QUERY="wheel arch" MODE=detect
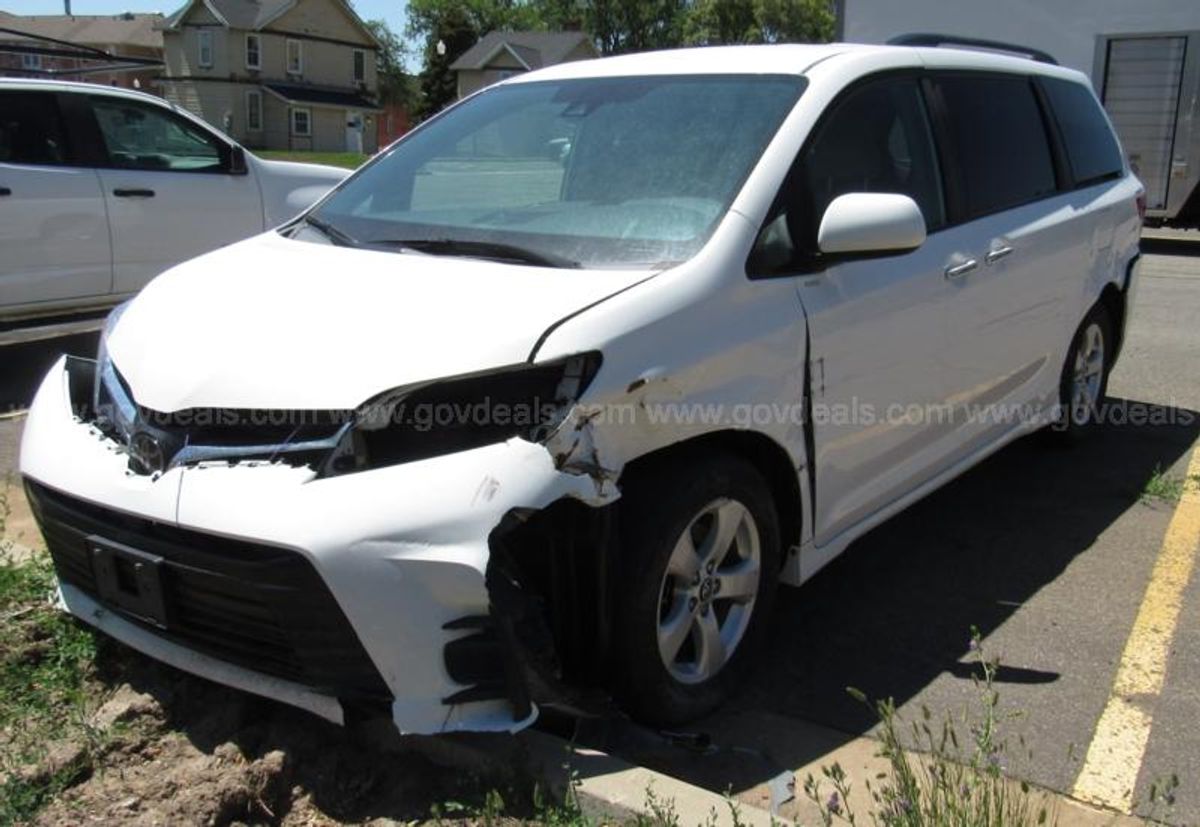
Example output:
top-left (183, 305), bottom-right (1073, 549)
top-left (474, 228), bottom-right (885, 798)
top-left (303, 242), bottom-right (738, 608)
top-left (1098, 280), bottom-right (1126, 366)
top-left (617, 429), bottom-right (804, 561)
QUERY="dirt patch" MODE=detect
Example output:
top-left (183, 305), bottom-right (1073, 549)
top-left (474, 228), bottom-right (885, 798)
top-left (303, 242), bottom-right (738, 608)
top-left (0, 552), bottom-right (545, 826)
top-left (27, 646), bottom-right (542, 826)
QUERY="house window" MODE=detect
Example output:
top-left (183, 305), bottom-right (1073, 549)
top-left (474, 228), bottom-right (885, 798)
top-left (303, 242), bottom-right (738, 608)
top-left (286, 39), bottom-right (302, 75)
top-left (291, 107), bottom-right (311, 136)
top-left (246, 90), bottom-right (262, 131)
top-left (21, 53), bottom-right (42, 70)
top-left (197, 30), bottom-right (213, 68)
top-left (353, 49), bottom-right (365, 82)
top-left (245, 34), bottom-right (260, 69)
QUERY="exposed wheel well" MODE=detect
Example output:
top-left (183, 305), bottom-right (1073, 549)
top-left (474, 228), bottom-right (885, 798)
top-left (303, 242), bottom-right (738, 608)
top-left (618, 430), bottom-right (803, 558)
top-left (1098, 281), bottom-right (1126, 365)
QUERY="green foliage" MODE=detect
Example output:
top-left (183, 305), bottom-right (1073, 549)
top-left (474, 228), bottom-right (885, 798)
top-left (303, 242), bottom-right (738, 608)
top-left (683, 0), bottom-right (834, 46)
top-left (0, 554), bottom-right (101, 823)
top-left (363, 19), bottom-right (417, 109)
top-left (805, 628), bottom-right (1057, 827)
top-left (402, 0), bottom-right (836, 116)
top-left (1140, 463), bottom-right (1190, 503)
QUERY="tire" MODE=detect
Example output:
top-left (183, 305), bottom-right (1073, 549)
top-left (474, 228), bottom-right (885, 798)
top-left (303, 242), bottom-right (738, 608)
top-left (1053, 304), bottom-right (1113, 440)
top-left (611, 451), bottom-right (781, 726)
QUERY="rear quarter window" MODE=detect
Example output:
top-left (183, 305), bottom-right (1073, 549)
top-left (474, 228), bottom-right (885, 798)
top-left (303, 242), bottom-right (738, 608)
top-left (1041, 76), bottom-right (1124, 187)
top-left (934, 74), bottom-right (1058, 219)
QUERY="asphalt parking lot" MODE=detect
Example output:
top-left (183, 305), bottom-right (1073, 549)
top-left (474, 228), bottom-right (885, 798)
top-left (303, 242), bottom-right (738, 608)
top-left (1, 237), bottom-right (1198, 824)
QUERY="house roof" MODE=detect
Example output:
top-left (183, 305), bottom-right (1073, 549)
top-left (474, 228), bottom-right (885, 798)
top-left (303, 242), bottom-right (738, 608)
top-left (164, 0), bottom-right (291, 31)
top-left (0, 10), bottom-right (164, 50)
top-left (450, 31), bottom-right (594, 71)
top-left (162, 0), bottom-right (378, 46)
top-left (264, 81), bottom-right (380, 110)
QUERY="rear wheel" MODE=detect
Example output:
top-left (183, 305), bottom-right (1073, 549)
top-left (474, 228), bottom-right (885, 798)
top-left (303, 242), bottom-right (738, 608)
top-left (1054, 305), bottom-right (1113, 438)
top-left (612, 453), bottom-right (780, 725)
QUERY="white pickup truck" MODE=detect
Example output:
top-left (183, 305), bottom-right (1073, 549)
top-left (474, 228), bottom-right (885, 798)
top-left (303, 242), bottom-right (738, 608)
top-left (0, 79), bottom-right (348, 326)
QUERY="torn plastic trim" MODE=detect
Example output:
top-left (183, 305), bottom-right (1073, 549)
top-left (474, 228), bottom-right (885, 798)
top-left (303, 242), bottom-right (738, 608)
top-left (442, 500), bottom-right (620, 723)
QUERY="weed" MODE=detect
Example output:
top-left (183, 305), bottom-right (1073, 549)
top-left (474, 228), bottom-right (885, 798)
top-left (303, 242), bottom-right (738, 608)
top-left (804, 627), bottom-right (1056, 827)
top-left (1141, 464), bottom-right (1186, 503)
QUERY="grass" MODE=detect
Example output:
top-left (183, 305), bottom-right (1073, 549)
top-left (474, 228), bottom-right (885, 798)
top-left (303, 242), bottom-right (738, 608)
top-left (254, 150), bottom-right (369, 169)
top-left (1139, 463), bottom-right (1199, 503)
top-left (0, 554), bottom-right (102, 823)
top-left (802, 629), bottom-right (1057, 827)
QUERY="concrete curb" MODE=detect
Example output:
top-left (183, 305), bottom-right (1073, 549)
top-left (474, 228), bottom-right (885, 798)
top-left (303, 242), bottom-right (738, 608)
top-left (518, 728), bottom-right (1147, 827)
top-left (521, 730), bottom-right (789, 825)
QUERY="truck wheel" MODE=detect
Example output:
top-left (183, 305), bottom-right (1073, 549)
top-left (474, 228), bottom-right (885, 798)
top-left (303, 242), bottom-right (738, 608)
top-left (612, 453), bottom-right (780, 726)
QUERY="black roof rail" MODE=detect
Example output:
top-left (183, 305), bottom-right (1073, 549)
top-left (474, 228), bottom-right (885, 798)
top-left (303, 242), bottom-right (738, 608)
top-left (887, 32), bottom-right (1058, 65)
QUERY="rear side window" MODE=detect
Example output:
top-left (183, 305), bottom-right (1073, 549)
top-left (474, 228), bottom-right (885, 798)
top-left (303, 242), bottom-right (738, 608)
top-left (934, 75), bottom-right (1057, 218)
top-left (1041, 77), bottom-right (1124, 186)
top-left (0, 91), bottom-right (70, 166)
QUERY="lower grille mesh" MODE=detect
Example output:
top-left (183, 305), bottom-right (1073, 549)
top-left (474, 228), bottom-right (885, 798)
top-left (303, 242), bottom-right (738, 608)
top-left (26, 480), bottom-right (391, 703)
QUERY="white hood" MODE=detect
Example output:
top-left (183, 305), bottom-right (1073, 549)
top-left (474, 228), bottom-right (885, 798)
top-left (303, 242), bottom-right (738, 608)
top-left (107, 232), bottom-right (652, 412)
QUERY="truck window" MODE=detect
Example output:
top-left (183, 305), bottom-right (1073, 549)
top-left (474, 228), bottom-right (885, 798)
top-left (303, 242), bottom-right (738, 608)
top-left (0, 91), bottom-right (70, 166)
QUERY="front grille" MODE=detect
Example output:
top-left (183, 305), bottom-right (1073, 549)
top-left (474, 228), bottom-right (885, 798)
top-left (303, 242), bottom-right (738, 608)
top-left (26, 480), bottom-right (391, 703)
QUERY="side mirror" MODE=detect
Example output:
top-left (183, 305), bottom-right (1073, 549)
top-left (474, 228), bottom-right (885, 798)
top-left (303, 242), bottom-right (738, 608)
top-left (817, 193), bottom-right (926, 256)
top-left (227, 145), bottom-right (248, 175)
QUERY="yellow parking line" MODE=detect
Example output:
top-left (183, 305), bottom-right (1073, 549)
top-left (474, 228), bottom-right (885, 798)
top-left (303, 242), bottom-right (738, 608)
top-left (1072, 443), bottom-right (1200, 812)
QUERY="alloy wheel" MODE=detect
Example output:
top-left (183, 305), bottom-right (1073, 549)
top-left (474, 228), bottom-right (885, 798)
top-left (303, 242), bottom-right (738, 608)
top-left (1070, 322), bottom-right (1105, 425)
top-left (656, 497), bottom-right (761, 684)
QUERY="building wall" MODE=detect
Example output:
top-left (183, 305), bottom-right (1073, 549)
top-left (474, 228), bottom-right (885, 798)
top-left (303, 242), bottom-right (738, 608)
top-left (160, 78), bottom-right (243, 139)
top-left (0, 42), bottom-right (161, 91)
top-left (163, 0), bottom-right (378, 93)
top-left (841, 0), bottom-right (1200, 84)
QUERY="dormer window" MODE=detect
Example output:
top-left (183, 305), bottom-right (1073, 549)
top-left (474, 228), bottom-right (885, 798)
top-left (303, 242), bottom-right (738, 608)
top-left (286, 39), bottom-right (302, 75)
top-left (246, 34), bottom-right (261, 70)
top-left (197, 30), bottom-right (213, 68)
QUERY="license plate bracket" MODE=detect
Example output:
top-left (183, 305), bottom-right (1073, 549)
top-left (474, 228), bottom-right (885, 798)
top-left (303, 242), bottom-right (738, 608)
top-left (88, 536), bottom-right (169, 629)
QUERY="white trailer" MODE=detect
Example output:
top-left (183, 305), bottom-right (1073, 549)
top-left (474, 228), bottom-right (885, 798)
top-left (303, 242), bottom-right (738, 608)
top-left (839, 0), bottom-right (1200, 225)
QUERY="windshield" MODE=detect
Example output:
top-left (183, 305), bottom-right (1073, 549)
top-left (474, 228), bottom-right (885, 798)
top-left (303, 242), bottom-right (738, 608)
top-left (307, 74), bottom-right (806, 269)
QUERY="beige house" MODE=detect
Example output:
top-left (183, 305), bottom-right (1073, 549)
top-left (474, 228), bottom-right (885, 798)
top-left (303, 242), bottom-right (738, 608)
top-left (451, 31), bottom-right (597, 99)
top-left (159, 0), bottom-right (381, 153)
top-left (0, 10), bottom-right (163, 91)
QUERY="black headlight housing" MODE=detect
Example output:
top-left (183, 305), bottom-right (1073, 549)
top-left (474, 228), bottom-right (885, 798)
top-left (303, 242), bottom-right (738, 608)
top-left (322, 352), bottom-right (602, 476)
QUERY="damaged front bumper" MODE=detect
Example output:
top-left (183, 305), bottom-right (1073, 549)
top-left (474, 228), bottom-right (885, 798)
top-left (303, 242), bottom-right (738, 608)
top-left (20, 356), bottom-right (617, 735)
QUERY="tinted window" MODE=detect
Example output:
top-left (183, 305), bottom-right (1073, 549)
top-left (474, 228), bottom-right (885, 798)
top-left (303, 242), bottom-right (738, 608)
top-left (0, 91), bottom-right (70, 166)
top-left (749, 78), bottom-right (943, 273)
top-left (1042, 77), bottom-right (1124, 186)
top-left (90, 97), bottom-right (222, 172)
top-left (935, 75), bottom-right (1057, 218)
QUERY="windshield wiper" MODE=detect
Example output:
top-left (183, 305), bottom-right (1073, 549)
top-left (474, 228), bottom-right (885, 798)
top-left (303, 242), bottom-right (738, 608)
top-left (302, 215), bottom-right (360, 247)
top-left (367, 238), bottom-right (580, 269)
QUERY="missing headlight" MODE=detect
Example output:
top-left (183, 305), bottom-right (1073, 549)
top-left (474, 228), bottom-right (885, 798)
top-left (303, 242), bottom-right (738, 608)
top-left (323, 353), bottom-right (602, 476)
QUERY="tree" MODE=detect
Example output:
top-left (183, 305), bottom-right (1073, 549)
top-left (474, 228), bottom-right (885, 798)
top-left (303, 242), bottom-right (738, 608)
top-left (406, 0), bottom-right (549, 120)
top-left (683, 0), bottom-right (834, 46)
top-left (587, 0), bottom-right (688, 55)
top-left (363, 19), bottom-right (416, 110)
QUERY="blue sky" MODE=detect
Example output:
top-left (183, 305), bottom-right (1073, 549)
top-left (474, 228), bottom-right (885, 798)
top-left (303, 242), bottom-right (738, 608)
top-left (2, 0), bottom-right (416, 65)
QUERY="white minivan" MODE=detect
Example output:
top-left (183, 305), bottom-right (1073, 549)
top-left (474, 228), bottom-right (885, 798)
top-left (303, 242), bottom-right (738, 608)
top-left (21, 40), bottom-right (1142, 735)
top-left (0, 79), bottom-right (348, 323)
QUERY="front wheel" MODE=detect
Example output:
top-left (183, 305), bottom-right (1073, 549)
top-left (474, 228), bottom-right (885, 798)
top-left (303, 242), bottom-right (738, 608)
top-left (1054, 305), bottom-right (1113, 438)
top-left (611, 453), bottom-right (780, 726)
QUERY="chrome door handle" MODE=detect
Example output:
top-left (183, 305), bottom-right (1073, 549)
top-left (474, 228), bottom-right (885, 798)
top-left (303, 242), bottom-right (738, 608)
top-left (985, 246), bottom-right (1014, 264)
top-left (944, 259), bottom-right (978, 280)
